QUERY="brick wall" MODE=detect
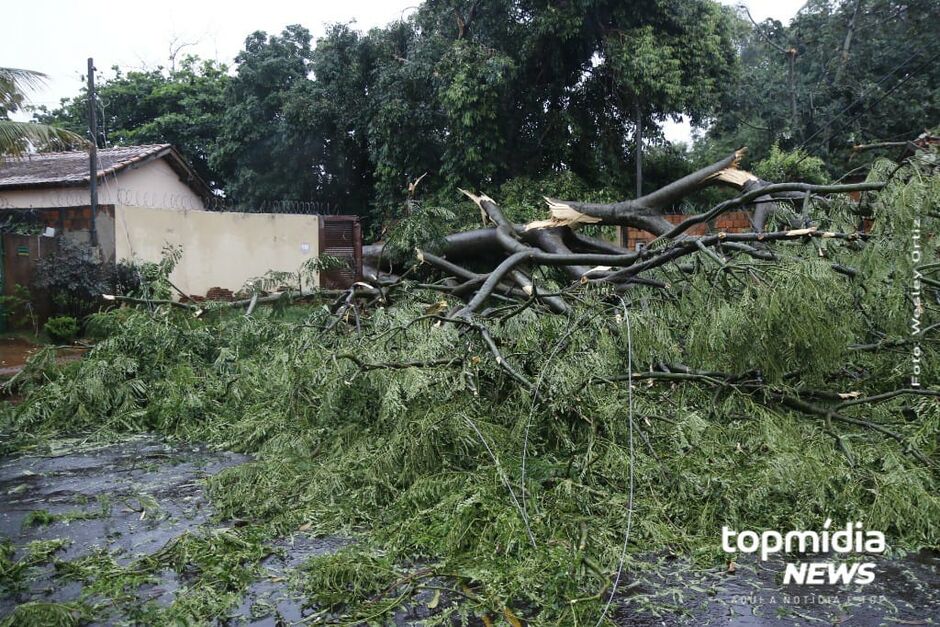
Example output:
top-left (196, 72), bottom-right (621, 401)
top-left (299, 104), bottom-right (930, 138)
top-left (621, 211), bottom-right (754, 250)
top-left (622, 212), bottom-right (877, 250)
top-left (30, 205), bottom-right (115, 232)
top-left (0, 205), bottom-right (115, 236)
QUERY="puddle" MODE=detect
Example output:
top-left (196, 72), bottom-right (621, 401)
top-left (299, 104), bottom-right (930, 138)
top-left (231, 534), bottom-right (350, 624)
top-left (1, 436), bottom-right (936, 625)
top-left (0, 436), bottom-right (349, 625)
top-left (612, 551), bottom-right (940, 625)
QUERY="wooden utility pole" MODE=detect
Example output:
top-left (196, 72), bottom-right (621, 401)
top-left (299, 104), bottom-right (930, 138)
top-left (87, 57), bottom-right (98, 247)
top-left (635, 100), bottom-right (643, 200)
top-left (621, 100), bottom-right (643, 249)
top-left (787, 48), bottom-right (798, 139)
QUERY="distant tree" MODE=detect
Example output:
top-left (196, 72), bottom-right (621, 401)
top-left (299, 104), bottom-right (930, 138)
top-left (1, 67), bottom-right (85, 157)
top-left (216, 1), bottom-right (738, 222)
top-left (706, 0), bottom-right (940, 171)
top-left (31, 2), bottom-right (741, 224)
top-left (209, 26), bottom-right (319, 207)
top-left (197, 23), bottom-right (377, 210)
top-left (34, 58), bottom-right (228, 186)
top-left (377, 0), bottom-right (738, 199)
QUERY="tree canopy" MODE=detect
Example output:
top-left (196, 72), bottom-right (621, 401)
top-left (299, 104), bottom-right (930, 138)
top-left (38, 1), bottom-right (739, 221)
top-left (705, 0), bottom-right (940, 171)
top-left (34, 0), bottom-right (939, 222)
top-left (34, 58), bottom-right (228, 187)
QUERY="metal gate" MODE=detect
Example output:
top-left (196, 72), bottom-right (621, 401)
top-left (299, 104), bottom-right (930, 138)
top-left (318, 215), bottom-right (362, 289)
top-left (1, 232), bottom-right (54, 325)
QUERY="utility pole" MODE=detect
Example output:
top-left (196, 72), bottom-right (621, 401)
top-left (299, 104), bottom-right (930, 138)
top-left (87, 57), bottom-right (98, 247)
top-left (619, 100), bottom-right (644, 249)
top-left (787, 48), bottom-right (798, 140)
top-left (635, 100), bottom-right (643, 200)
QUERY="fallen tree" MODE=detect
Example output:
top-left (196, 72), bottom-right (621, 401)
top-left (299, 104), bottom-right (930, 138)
top-left (363, 148), bottom-right (883, 318)
top-left (1, 146), bottom-right (937, 625)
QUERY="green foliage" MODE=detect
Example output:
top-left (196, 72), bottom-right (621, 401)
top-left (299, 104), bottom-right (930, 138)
top-left (43, 316), bottom-right (79, 345)
top-left (41, 526), bottom-right (272, 623)
top-left (0, 67), bottom-right (86, 157)
top-left (753, 143), bottom-right (829, 183)
top-left (0, 285), bottom-right (37, 333)
top-left (33, 239), bottom-right (123, 318)
top-left (381, 203), bottom-right (460, 263)
top-left (497, 171), bottom-right (619, 225)
top-left (0, 601), bottom-right (90, 627)
top-left (182, 2), bottom-right (736, 221)
top-left (34, 58), bottom-right (228, 186)
top-left (685, 260), bottom-right (856, 382)
top-left (26, 0), bottom-right (938, 227)
top-left (495, 171), bottom-right (620, 240)
top-left (22, 509), bottom-right (56, 528)
top-left (296, 550), bottom-right (396, 608)
top-left (209, 25), bottom-right (323, 208)
top-left (707, 0), bottom-right (940, 172)
top-left (1, 537), bottom-right (69, 596)
top-left (245, 254), bottom-right (348, 295)
top-left (436, 40), bottom-right (515, 189)
top-left (121, 244), bottom-right (182, 301)
top-left (0, 167), bottom-right (937, 623)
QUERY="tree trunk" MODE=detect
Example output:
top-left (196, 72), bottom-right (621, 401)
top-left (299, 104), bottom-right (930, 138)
top-left (363, 148), bottom-right (883, 318)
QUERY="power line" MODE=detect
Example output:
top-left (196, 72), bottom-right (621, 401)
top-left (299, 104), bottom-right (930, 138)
top-left (794, 46), bottom-right (938, 155)
top-left (792, 49), bottom-right (939, 168)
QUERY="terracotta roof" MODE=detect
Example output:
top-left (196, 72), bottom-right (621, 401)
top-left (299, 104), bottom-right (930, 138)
top-left (0, 144), bottom-right (211, 197)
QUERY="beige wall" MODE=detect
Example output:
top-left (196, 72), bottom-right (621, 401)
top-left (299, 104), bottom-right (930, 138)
top-left (115, 206), bottom-right (320, 297)
top-left (0, 159), bottom-right (205, 210)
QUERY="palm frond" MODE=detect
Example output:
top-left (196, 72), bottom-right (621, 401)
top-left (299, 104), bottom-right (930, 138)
top-left (0, 120), bottom-right (89, 158)
top-left (0, 67), bottom-right (49, 114)
top-left (0, 67), bottom-right (49, 93)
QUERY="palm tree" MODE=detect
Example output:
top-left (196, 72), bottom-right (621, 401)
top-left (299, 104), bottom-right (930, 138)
top-left (1, 67), bottom-right (87, 157)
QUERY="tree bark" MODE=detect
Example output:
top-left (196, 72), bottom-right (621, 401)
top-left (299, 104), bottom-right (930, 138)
top-left (362, 147), bottom-right (884, 317)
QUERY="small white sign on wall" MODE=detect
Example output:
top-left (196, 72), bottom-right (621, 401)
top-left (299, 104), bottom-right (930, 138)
top-left (300, 242), bottom-right (311, 254)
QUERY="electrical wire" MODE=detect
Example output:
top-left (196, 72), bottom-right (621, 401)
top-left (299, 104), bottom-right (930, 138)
top-left (464, 413), bottom-right (537, 548)
top-left (594, 297), bottom-right (636, 626)
top-left (520, 308), bottom-right (594, 529)
top-left (793, 46), bottom-right (939, 157)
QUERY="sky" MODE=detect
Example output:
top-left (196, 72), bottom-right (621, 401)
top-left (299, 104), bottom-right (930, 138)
top-left (5, 0), bottom-right (809, 141)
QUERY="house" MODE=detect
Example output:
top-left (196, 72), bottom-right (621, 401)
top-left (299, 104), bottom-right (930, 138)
top-left (0, 144), bottom-right (211, 212)
top-left (0, 144), bottom-right (212, 209)
top-left (0, 144), bottom-right (211, 266)
top-left (0, 145), bottom-right (359, 309)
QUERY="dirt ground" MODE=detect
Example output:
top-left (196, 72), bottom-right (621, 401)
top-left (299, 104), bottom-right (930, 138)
top-left (0, 336), bottom-right (85, 378)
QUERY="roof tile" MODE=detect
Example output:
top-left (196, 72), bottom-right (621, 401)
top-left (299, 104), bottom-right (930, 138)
top-left (0, 144), bottom-right (172, 188)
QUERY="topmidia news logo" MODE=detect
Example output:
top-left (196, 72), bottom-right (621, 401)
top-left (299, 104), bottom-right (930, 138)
top-left (722, 520), bottom-right (886, 584)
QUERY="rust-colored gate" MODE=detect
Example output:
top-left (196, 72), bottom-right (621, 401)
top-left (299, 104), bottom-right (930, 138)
top-left (1, 232), bottom-right (54, 325)
top-left (318, 216), bottom-right (362, 289)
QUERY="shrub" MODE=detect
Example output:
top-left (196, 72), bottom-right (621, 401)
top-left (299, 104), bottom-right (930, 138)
top-left (43, 316), bottom-right (79, 344)
top-left (753, 143), bottom-right (829, 184)
top-left (34, 240), bottom-right (110, 318)
top-left (0, 285), bottom-right (37, 333)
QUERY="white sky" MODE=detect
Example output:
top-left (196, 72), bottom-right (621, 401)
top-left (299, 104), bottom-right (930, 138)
top-left (5, 0), bottom-right (807, 141)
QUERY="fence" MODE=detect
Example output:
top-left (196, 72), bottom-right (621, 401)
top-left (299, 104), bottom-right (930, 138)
top-left (319, 216), bottom-right (362, 289)
top-left (115, 206), bottom-right (325, 298)
top-left (620, 212), bottom-right (751, 250)
top-left (203, 197), bottom-right (345, 216)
